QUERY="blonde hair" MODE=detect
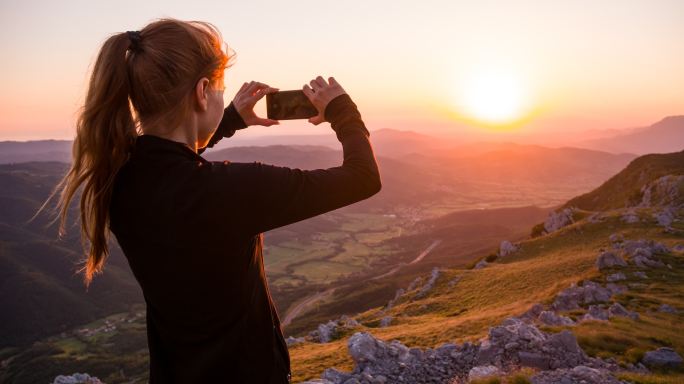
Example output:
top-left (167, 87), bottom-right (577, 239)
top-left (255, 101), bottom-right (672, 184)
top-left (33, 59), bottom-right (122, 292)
top-left (33, 18), bottom-right (235, 288)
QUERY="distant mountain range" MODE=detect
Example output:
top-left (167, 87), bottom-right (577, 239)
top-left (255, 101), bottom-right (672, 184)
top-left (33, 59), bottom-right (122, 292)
top-left (1, 115), bottom-right (682, 164)
top-left (573, 115), bottom-right (684, 155)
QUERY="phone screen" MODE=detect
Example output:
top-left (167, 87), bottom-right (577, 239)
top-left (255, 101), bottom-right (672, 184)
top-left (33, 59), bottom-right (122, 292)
top-left (266, 90), bottom-right (318, 120)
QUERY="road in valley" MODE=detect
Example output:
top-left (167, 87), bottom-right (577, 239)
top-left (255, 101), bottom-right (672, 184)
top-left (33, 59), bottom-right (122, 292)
top-left (281, 239), bottom-right (441, 327)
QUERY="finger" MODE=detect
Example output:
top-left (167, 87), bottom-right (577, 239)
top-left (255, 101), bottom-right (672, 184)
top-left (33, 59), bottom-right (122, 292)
top-left (258, 118), bottom-right (280, 126)
top-left (315, 76), bottom-right (327, 86)
top-left (238, 82), bottom-right (249, 93)
top-left (302, 84), bottom-right (314, 99)
top-left (328, 77), bottom-right (339, 86)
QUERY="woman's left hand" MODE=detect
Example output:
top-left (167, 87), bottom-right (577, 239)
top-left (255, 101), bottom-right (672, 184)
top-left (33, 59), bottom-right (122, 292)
top-left (232, 81), bottom-right (280, 127)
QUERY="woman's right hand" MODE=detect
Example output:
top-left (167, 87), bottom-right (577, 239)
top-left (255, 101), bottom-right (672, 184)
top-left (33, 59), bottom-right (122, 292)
top-left (302, 76), bottom-right (347, 125)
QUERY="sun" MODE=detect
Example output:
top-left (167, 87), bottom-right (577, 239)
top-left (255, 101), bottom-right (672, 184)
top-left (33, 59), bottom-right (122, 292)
top-left (454, 68), bottom-right (532, 128)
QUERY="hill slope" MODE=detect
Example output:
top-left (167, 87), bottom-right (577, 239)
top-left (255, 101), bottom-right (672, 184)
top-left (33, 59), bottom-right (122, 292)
top-left (286, 151), bottom-right (684, 383)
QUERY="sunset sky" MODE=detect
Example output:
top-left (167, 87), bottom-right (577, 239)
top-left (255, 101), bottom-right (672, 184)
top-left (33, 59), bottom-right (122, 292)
top-left (0, 0), bottom-right (682, 142)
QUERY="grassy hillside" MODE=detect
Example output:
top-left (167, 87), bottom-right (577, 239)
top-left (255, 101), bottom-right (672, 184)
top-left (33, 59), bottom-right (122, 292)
top-left (564, 150), bottom-right (684, 211)
top-left (286, 152), bottom-right (684, 383)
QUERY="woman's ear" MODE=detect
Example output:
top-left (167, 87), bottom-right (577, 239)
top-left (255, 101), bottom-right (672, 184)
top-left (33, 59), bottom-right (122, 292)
top-left (194, 77), bottom-right (210, 112)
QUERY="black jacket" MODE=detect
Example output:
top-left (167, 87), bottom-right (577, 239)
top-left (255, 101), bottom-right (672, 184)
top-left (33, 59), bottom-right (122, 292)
top-left (109, 94), bottom-right (381, 383)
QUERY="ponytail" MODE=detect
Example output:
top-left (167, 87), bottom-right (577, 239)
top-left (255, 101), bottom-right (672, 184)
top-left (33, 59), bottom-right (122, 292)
top-left (34, 32), bottom-right (138, 289)
top-left (33, 18), bottom-right (232, 289)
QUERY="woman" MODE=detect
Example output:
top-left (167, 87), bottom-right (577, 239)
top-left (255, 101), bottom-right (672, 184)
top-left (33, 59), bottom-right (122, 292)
top-left (42, 18), bottom-right (381, 383)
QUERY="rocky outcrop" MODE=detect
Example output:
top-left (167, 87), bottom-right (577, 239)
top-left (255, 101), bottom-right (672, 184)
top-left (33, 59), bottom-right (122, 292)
top-left (52, 373), bottom-right (103, 384)
top-left (468, 365), bottom-right (499, 380)
top-left (606, 272), bottom-right (626, 282)
top-left (415, 268), bottom-right (441, 299)
top-left (476, 318), bottom-right (589, 370)
top-left (658, 304), bottom-right (678, 314)
top-left (612, 238), bottom-right (669, 269)
top-left (551, 281), bottom-right (614, 311)
top-left (309, 315), bottom-right (361, 343)
top-left (596, 251), bottom-right (627, 271)
top-left (530, 365), bottom-right (622, 384)
top-left (305, 315), bottom-right (619, 384)
top-left (543, 208), bottom-right (576, 234)
top-left (538, 311), bottom-right (575, 326)
top-left (499, 241), bottom-right (518, 257)
top-left (286, 336), bottom-right (306, 346)
top-left (621, 209), bottom-right (640, 223)
top-left (642, 347), bottom-right (683, 369)
top-left (316, 332), bottom-right (479, 384)
top-left (638, 175), bottom-right (684, 208)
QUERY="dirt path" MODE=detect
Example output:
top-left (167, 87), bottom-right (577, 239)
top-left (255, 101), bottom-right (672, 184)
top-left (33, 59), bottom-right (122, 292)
top-left (371, 239), bottom-right (442, 280)
top-left (282, 239), bottom-right (441, 327)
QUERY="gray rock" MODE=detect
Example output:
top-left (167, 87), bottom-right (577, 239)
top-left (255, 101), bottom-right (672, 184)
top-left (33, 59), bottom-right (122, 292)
top-left (658, 304), bottom-right (678, 314)
top-left (639, 175), bottom-right (684, 208)
top-left (642, 347), bottom-right (683, 369)
top-left (633, 271), bottom-right (648, 279)
top-left (606, 272), bottom-right (626, 282)
top-left (310, 315), bottom-right (360, 343)
top-left (582, 305), bottom-right (609, 321)
top-left (552, 281), bottom-right (613, 311)
top-left (474, 260), bottom-right (488, 269)
top-left (519, 351), bottom-right (551, 369)
top-left (468, 365), bottom-right (500, 380)
top-left (499, 240), bottom-right (518, 257)
top-left (521, 303), bottom-right (544, 321)
top-left (384, 288), bottom-right (405, 311)
top-left (544, 208), bottom-right (576, 234)
top-left (608, 233), bottom-right (624, 244)
top-left (406, 277), bottom-right (423, 291)
top-left (674, 244), bottom-right (684, 253)
top-left (379, 316), bottom-right (392, 328)
top-left (596, 251), bottom-right (627, 270)
top-left (654, 208), bottom-right (675, 227)
top-left (52, 374), bottom-right (104, 384)
top-left (415, 267), bottom-right (441, 298)
top-left (322, 368), bottom-right (352, 384)
top-left (286, 336), bottom-right (306, 346)
top-left (447, 276), bottom-right (461, 288)
top-left (608, 303), bottom-right (639, 320)
top-left (531, 365), bottom-right (621, 384)
top-left (538, 311), bottom-right (575, 326)
top-left (621, 209), bottom-right (640, 223)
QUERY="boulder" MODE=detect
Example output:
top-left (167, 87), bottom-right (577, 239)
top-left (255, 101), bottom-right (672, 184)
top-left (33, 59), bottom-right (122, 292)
top-left (478, 318), bottom-right (587, 370)
top-left (596, 251), bottom-right (627, 270)
top-left (52, 374), bottom-right (104, 384)
top-left (415, 267), bottom-right (440, 298)
top-left (658, 304), bottom-right (678, 314)
top-left (474, 260), bottom-right (488, 269)
top-left (621, 209), bottom-right (640, 223)
top-left (538, 311), bottom-right (575, 326)
top-left (531, 365), bottom-right (621, 384)
top-left (642, 347), bottom-right (683, 369)
top-left (608, 303), bottom-right (639, 320)
top-left (606, 272), bottom-right (626, 282)
top-left (582, 305), bottom-right (609, 321)
top-left (552, 281), bottom-right (614, 311)
top-left (468, 365), bottom-right (499, 380)
top-left (499, 240), bottom-right (518, 257)
top-left (608, 233), bottom-right (624, 244)
top-left (544, 208), bottom-right (576, 234)
top-left (379, 316), bottom-right (392, 328)
top-left (633, 271), bottom-right (648, 279)
top-left (286, 336), bottom-right (306, 346)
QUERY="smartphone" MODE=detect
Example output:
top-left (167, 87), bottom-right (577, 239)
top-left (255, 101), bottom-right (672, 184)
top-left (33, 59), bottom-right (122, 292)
top-left (266, 90), bottom-right (318, 120)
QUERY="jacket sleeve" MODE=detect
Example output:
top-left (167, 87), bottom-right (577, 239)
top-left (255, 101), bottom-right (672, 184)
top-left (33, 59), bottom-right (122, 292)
top-left (198, 101), bottom-right (248, 155)
top-left (207, 94), bottom-right (382, 237)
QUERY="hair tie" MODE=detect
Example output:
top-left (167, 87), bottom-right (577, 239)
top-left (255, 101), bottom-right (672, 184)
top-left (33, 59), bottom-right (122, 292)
top-left (126, 30), bottom-right (142, 52)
